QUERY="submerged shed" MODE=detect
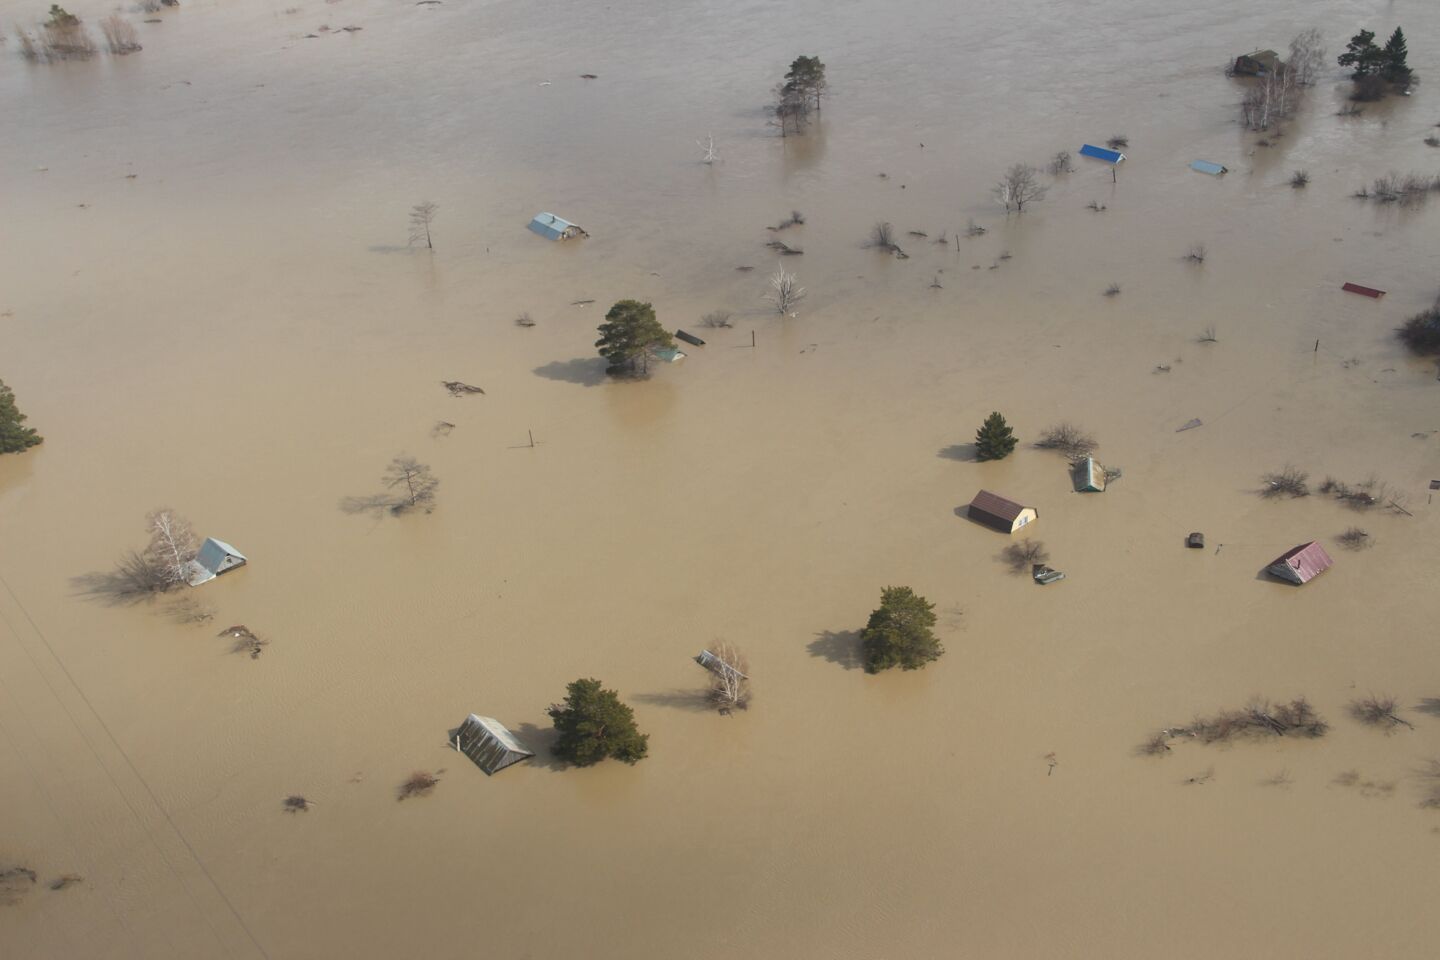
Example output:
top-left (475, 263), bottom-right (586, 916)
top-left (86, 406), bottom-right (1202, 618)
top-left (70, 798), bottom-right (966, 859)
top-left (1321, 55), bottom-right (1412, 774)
top-left (184, 538), bottom-right (247, 587)
top-left (527, 212), bottom-right (588, 241)
top-left (967, 490), bottom-right (1038, 534)
top-left (1265, 541), bottom-right (1333, 585)
top-left (1233, 50), bottom-right (1283, 76)
top-left (1190, 160), bottom-right (1228, 176)
top-left (454, 715), bottom-right (535, 775)
top-left (1079, 144), bottom-right (1125, 164)
top-left (1074, 456), bottom-right (1107, 493)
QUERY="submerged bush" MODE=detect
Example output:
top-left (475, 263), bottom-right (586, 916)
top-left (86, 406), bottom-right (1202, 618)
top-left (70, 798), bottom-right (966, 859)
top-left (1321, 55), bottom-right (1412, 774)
top-left (1398, 306), bottom-right (1440, 355)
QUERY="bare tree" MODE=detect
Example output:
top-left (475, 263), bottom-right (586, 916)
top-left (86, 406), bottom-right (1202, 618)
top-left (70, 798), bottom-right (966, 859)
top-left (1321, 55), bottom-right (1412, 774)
top-left (384, 456), bottom-right (439, 513)
top-left (1336, 526), bottom-right (1371, 550)
top-left (867, 221), bottom-right (906, 257)
top-left (144, 509), bottom-right (198, 588)
top-left (1035, 423), bottom-right (1097, 457)
top-left (1142, 696), bottom-right (1328, 755)
top-left (696, 132), bottom-right (718, 164)
top-left (1260, 465), bottom-right (1310, 498)
top-left (1049, 150), bottom-right (1073, 174)
top-left (1242, 66), bottom-right (1299, 132)
top-left (1106, 134), bottom-right (1129, 149)
top-left (700, 310), bottom-right (733, 328)
top-left (1184, 243), bottom-right (1207, 263)
top-left (1001, 538), bottom-right (1049, 574)
top-left (397, 770), bottom-right (440, 800)
top-left (1349, 694), bottom-right (1413, 731)
top-left (700, 642), bottom-right (751, 714)
top-left (1288, 28), bottom-right (1326, 86)
top-left (283, 795), bottom-right (313, 813)
top-left (99, 15), bottom-right (140, 54)
top-left (994, 164), bottom-right (1047, 212)
top-left (766, 263), bottom-right (806, 315)
top-left (1290, 169), bottom-right (1310, 188)
top-left (408, 201), bottom-right (438, 249)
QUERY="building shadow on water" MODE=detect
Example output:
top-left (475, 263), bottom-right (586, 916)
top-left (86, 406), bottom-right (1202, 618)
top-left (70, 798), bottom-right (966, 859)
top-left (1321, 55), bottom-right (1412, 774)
top-left (511, 722), bottom-right (569, 772)
top-left (1414, 698), bottom-right (1440, 717)
top-left (633, 688), bottom-right (712, 712)
top-left (807, 629), bottom-right (863, 670)
top-left (533, 358), bottom-right (609, 387)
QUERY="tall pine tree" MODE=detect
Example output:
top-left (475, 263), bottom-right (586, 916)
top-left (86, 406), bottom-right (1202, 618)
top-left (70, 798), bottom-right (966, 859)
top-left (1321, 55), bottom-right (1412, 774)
top-left (861, 586), bottom-right (943, 673)
top-left (974, 411), bottom-right (1017, 461)
top-left (548, 678), bottom-right (649, 766)
top-left (1382, 27), bottom-right (1411, 84)
top-left (1338, 29), bottom-right (1382, 78)
top-left (595, 299), bottom-right (674, 377)
top-left (0, 379), bottom-right (43, 454)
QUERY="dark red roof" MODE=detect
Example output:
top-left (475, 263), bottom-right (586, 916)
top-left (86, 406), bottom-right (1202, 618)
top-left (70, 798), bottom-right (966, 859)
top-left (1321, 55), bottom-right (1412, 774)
top-left (968, 490), bottom-right (1028, 531)
top-left (1267, 541), bottom-right (1333, 583)
top-left (1341, 282), bottom-right (1385, 299)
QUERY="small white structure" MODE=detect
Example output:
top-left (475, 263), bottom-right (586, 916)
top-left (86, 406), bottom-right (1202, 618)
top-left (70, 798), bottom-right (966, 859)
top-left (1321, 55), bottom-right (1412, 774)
top-left (454, 714), bottom-right (535, 775)
top-left (185, 538), bottom-right (247, 587)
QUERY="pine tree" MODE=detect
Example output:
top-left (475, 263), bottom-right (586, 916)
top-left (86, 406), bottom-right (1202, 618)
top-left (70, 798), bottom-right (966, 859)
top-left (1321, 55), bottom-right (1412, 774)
top-left (0, 379), bottom-right (43, 454)
top-left (548, 678), bottom-right (649, 766)
top-left (595, 299), bottom-right (674, 377)
top-left (861, 586), bottom-right (943, 673)
top-left (1382, 27), bottom-right (1411, 84)
top-left (1338, 29), bottom-right (1382, 78)
top-left (784, 55), bottom-right (827, 112)
top-left (974, 411), bottom-right (1017, 461)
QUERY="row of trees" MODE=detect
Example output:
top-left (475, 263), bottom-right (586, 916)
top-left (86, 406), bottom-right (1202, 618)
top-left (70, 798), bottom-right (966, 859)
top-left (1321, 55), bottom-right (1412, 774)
top-left (12, 6), bottom-right (143, 61)
top-left (773, 55), bottom-right (827, 137)
top-left (1339, 26), bottom-right (1412, 99)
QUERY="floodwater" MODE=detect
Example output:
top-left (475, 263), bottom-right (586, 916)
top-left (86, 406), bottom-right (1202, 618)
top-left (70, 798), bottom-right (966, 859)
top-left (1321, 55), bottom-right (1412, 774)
top-left (3, 0), bottom-right (1440, 956)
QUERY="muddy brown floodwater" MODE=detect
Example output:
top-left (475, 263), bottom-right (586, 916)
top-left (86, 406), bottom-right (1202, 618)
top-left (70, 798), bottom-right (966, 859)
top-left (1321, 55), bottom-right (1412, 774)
top-left (3, 1), bottom-right (1440, 957)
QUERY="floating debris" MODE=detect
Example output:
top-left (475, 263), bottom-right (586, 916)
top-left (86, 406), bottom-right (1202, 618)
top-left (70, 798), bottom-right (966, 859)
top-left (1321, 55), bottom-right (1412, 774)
top-left (1341, 282), bottom-right (1385, 299)
top-left (1176, 418), bottom-right (1203, 432)
top-left (441, 380), bottom-right (485, 396)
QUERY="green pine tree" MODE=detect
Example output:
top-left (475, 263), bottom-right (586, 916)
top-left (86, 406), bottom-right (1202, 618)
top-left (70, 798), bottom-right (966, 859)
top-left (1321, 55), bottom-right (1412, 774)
top-left (861, 586), bottom-right (942, 673)
top-left (0, 379), bottom-right (43, 454)
top-left (784, 55), bottom-right (827, 111)
top-left (974, 411), bottom-right (1017, 461)
top-left (1338, 29), bottom-right (1382, 78)
top-left (1382, 27), bottom-right (1411, 84)
top-left (548, 678), bottom-right (649, 766)
top-left (595, 299), bottom-right (674, 377)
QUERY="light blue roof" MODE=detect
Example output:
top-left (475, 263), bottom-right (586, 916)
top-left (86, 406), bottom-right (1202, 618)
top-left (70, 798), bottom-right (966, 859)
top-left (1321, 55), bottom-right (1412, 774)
top-left (1190, 160), bottom-right (1228, 176)
top-left (1079, 144), bottom-right (1125, 164)
top-left (528, 212), bottom-right (578, 240)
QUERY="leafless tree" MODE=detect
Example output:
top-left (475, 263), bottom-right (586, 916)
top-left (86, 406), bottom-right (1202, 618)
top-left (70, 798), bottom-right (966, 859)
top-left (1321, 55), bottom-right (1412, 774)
top-left (1242, 66), bottom-right (1299, 132)
top-left (283, 795), bottom-right (313, 812)
top-left (1290, 169), bottom-right (1310, 188)
top-left (1106, 134), bottom-right (1129, 149)
top-left (99, 15), bottom-right (140, 54)
top-left (1049, 150), bottom-right (1072, 174)
top-left (408, 201), bottom-right (438, 249)
top-left (994, 163), bottom-right (1047, 212)
top-left (1184, 243), bottom-right (1206, 263)
top-left (1319, 476), bottom-right (1409, 514)
top-left (1001, 538), bottom-right (1049, 574)
top-left (867, 221), bottom-right (906, 257)
top-left (384, 456), bottom-right (439, 513)
top-left (1103, 283), bottom-right (1121, 297)
top-left (768, 210), bottom-right (805, 231)
top-left (701, 641), bottom-right (751, 714)
top-left (1035, 423), bottom-right (1097, 457)
top-left (1336, 527), bottom-right (1371, 550)
top-left (144, 509), bottom-right (198, 588)
top-left (1260, 465), bottom-right (1310, 498)
top-left (1142, 696), bottom-right (1328, 755)
top-left (398, 770), bottom-right (440, 800)
top-left (1288, 28), bottom-right (1326, 86)
top-left (1349, 694), bottom-right (1413, 731)
top-left (765, 263), bottom-right (806, 315)
top-left (696, 132), bottom-right (718, 164)
top-left (700, 310), bottom-right (733, 328)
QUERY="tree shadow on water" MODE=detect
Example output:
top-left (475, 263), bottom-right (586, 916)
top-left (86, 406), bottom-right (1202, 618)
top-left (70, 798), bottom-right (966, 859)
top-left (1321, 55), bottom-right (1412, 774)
top-left (533, 358), bottom-right (609, 387)
top-left (511, 722), bottom-right (568, 771)
top-left (633, 689), bottom-right (712, 712)
top-left (1415, 698), bottom-right (1440, 718)
top-left (938, 444), bottom-right (978, 462)
top-left (807, 630), bottom-right (863, 670)
top-left (70, 552), bottom-right (169, 607)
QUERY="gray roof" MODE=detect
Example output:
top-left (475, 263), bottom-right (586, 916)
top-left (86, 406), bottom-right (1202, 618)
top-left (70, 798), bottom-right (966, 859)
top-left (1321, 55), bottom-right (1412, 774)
top-left (185, 537), bottom-right (247, 586)
top-left (528, 212), bottom-right (583, 241)
top-left (455, 715), bottom-right (534, 775)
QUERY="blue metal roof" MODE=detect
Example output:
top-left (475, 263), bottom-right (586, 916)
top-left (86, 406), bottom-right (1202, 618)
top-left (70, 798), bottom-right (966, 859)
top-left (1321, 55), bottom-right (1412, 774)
top-left (1079, 144), bottom-right (1125, 164)
top-left (528, 212), bottom-right (576, 240)
top-left (1190, 160), bottom-right (1228, 176)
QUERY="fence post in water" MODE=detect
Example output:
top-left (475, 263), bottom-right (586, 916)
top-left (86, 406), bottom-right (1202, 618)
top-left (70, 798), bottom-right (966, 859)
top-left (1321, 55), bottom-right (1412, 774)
top-left (1314, 339), bottom-right (1319, 353)
top-left (528, 429), bottom-right (535, 448)
top-left (752, 330), bottom-right (756, 349)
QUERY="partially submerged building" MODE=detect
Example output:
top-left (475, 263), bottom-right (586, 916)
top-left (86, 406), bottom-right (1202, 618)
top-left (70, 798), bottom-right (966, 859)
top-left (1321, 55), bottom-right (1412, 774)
top-left (1265, 541), bottom-right (1333, 585)
top-left (453, 715), bottom-right (535, 775)
top-left (1074, 457), bottom-right (1108, 493)
top-left (967, 490), bottom-right (1038, 534)
top-left (527, 212), bottom-right (588, 241)
top-left (1190, 160), bottom-right (1228, 176)
top-left (184, 538), bottom-right (247, 587)
top-left (1233, 50), bottom-right (1283, 76)
top-left (1079, 144), bottom-right (1125, 164)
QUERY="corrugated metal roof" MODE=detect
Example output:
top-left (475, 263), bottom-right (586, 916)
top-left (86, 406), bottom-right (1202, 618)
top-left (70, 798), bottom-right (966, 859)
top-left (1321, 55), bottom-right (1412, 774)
top-left (528, 212), bottom-right (580, 240)
top-left (1079, 144), bottom-right (1125, 164)
top-left (1190, 160), bottom-right (1228, 175)
top-left (1342, 282), bottom-right (1385, 299)
top-left (185, 538), bottom-right (247, 586)
top-left (456, 714), bottom-right (535, 775)
top-left (1266, 541), bottom-right (1333, 584)
top-left (1076, 457), bottom-right (1106, 492)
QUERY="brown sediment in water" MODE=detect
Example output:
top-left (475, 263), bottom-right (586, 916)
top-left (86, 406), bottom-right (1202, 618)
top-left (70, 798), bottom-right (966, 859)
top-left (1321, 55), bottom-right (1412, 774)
top-left (2, 1), bottom-right (1440, 957)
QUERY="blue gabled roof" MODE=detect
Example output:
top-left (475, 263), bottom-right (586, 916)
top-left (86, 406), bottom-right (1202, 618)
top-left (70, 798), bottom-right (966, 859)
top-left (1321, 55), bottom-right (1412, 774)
top-left (1079, 144), bottom-right (1125, 164)
top-left (528, 212), bottom-right (576, 240)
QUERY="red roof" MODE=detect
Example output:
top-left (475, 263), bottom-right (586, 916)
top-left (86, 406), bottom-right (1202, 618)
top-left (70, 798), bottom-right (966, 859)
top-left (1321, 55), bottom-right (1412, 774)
top-left (1267, 541), bottom-right (1333, 583)
top-left (969, 489), bottom-right (1024, 522)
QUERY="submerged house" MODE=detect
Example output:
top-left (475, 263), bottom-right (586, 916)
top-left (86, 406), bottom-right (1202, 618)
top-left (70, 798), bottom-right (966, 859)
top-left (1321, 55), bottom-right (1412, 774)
top-left (1265, 541), bottom-right (1333, 585)
top-left (453, 715), bottom-right (535, 775)
top-left (1074, 456), bottom-right (1108, 493)
top-left (527, 212), bottom-right (588, 241)
top-left (1079, 144), bottom-right (1125, 164)
top-left (967, 490), bottom-right (1038, 534)
top-left (184, 538), bottom-right (247, 587)
top-left (1233, 50), bottom-right (1283, 76)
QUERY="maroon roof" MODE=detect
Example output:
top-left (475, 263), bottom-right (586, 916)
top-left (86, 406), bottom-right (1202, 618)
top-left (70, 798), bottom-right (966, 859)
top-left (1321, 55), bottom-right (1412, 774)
top-left (968, 490), bottom-right (1030, 531)
top-left (1341, 282), bottom-right (1385, 299)
top-left (1266, 541), bottom-right (1333, 583)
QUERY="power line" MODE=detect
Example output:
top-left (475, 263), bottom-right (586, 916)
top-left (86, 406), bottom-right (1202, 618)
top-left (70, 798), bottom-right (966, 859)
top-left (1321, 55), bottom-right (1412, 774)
top-left (0, 573), bottom-right (270, 960)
